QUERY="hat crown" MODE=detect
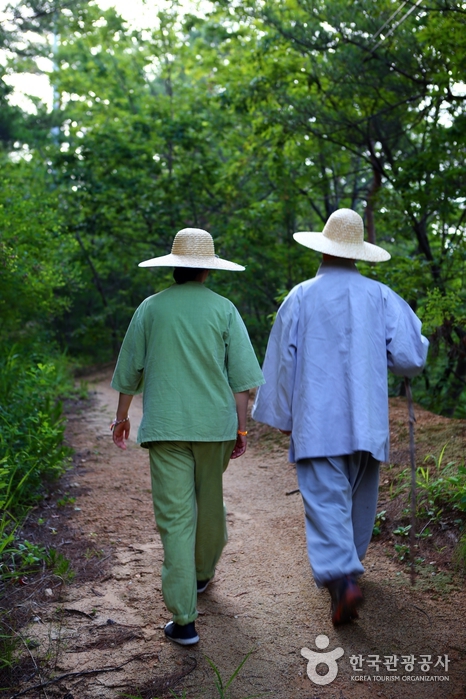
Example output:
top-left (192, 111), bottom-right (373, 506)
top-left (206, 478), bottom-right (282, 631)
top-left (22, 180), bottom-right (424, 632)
top-left (139, 227), bottom-right (244, 270)
top-left (323, 209), bottom-right (364, 246)
top-left (171, 228), bottom-right (215, 258)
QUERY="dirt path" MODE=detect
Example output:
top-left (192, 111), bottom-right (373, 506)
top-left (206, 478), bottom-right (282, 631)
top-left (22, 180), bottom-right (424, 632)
top-left (20, 370), bottom-right (466, 698)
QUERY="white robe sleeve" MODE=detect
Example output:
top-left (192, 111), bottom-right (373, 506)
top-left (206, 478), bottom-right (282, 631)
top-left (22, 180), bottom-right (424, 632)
top-left (252, 288), bottom-right (300, 430)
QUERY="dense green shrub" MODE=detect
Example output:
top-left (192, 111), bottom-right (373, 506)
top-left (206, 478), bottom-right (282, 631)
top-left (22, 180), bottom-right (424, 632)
top-left (0, 346), bottom-right (72, 529)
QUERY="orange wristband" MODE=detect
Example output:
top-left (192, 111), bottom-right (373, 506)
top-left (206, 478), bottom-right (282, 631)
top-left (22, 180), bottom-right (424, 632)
top-left (237, 430), bottom-right (248, 436)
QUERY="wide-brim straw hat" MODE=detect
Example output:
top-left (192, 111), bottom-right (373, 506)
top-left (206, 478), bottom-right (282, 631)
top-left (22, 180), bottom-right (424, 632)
top-left (293, 208), bottom-right (391, 263)
top-left (139, 228), bottom-right (245, 271)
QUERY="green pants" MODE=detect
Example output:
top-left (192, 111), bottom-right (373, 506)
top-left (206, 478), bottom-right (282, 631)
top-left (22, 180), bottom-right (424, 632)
top-left (148, 440), bottom-right (236, 625)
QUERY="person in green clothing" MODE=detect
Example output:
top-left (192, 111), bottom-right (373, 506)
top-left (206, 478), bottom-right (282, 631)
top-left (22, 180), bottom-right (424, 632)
top-left (111, 227), bottom-right (264, 646)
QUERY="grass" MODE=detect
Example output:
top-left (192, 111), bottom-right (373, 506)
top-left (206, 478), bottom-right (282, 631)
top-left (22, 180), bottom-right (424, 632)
top-left (391, 443), bottom-right (466, 524)
top-left (0, 347), bottom-right (77, 580)
top-left (388, 562), bottom-right (458, 596)
top-left (374, 440), bottom-right (466, 578)
top-left (204, 651), bottom-right (264, 699)
top-left (121, 651), bottom-right (266, 699)
top-left (0, 622), bottom-right (21, 671)
top-left (453, 531), bottom-right (466, 573)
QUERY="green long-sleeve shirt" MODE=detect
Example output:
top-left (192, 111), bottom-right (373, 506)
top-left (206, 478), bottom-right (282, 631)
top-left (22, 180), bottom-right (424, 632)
top-left (111, 282), bottom-right (265, 445)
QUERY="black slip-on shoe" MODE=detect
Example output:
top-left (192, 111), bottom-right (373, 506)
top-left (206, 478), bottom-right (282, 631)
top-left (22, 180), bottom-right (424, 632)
top-left (197, 578), bottom-right (212, 594)
top-left (164, 621), bottom-right (199, 646)
top-left (326, 575), bottom-right (363, 626)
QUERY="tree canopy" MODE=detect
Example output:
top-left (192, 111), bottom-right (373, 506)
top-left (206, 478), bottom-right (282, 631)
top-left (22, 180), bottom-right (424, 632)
top-left (1, 0), bottom-right (466, 415)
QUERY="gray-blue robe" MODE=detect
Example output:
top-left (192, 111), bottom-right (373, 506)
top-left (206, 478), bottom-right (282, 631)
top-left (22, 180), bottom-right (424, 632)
top-left (252, 259), bottom-right (429, 463)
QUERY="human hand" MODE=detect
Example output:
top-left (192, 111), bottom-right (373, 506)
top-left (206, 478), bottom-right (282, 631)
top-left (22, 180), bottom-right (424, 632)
top-left (230, 433), bottom-right (247, 459)
top-left (111, 419), bottom-right (130, 450)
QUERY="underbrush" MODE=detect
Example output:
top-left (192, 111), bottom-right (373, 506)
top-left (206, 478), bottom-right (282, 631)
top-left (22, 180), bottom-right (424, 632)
top-left (0, 344), bottom-right (79, 674)
top-left (0, 345), bottom-right (76, 548)
top-left (374, 443), bottom-right (466, 583)
top-left (1, 348), bottom-right (73, 499)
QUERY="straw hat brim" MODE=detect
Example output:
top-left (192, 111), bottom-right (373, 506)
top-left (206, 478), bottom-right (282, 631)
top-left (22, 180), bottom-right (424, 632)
top-left (139, 252), bottom-right (245, 271)
top-left (293, 232), bottom-right (391, 263)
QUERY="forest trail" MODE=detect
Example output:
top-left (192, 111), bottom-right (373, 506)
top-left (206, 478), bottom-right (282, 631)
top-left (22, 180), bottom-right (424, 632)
top-left (18, 369), bottom-right (466, 699)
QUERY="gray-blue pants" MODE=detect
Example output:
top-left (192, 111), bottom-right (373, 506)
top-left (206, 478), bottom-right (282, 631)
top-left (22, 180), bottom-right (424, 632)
top-left (296, 452), bottom-right (380, 588)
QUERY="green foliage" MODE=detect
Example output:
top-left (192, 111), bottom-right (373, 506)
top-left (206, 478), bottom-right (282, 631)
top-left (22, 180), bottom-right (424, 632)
top-left (418, 451), bottom-right (466, 518)
top-left (1, 539), bottom-right (74, 587)
top-left (453, 531), bottom-right (466, 573)
top-left (45, 548), bottom-right (75, 582)
top-left (0, 345), bottom-right (73, 566)
top-left (393, 525), bottom-right (411, 537)
top-left (120, 651), bottom-right (259, 699)
top-left (204, 651), bottom-right (261, 699)
top-left (421, 288), bottom-right (465, 335)
top-left (372, 509), bottom-right (387, 536)
top-left (0, 80), bottom-right (24, 148)
top-left (0, 348), bottom-right (72, 510)
top-left (2, 539), bottom-right (46, 581)
top-left (393, 445), bottom-right (466, 522)
top-left (393, 543), bottom-right (410, 563)
top-left (1, 0), bottom-right (466, 408)
top-left (56, 492), bottom-right (76, 507)
top-left (385, 445), bottom-right (466, 572)
top-left (418, 288), bottom-right (466, 417)
top-left (0, 160), bottom-right (79, 341)
top-left (0, 623), bottom-right (20, 671)
top-left (206, 0), bottom-right (466, 407)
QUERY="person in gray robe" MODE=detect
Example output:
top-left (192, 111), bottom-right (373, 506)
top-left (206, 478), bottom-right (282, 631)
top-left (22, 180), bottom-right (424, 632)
top-left (252, 208), bottom-right (429, 625)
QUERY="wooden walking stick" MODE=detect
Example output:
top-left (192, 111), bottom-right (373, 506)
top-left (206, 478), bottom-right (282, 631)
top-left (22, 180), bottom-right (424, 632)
top-left (404, 377), bottom-right (417, 586)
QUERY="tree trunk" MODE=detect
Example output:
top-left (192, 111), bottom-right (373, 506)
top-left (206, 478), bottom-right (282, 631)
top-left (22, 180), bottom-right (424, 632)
top-left (365, 147), bottom-right (382, 244)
